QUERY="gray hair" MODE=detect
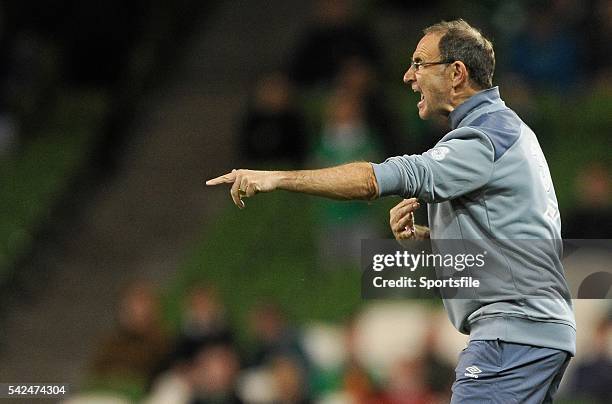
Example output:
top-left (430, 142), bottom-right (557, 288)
top-left (424, 19), bottom-right (495, 89)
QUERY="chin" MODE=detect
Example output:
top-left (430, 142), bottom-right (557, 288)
top-left (418, 108), bottom-right (431, 120)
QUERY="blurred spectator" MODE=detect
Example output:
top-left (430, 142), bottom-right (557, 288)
top-left (568, 313), bottom-right (612, 403)
top-left (586, 0), bottom-right (612, 93)
top-left (189, 343), bottom-right (244, 404)
top-left (315, 89), bottom-right (382, 166)
top-left (148, 342), bottom-right (244, 404)
top-left (334, 57), bottom-right (400, 156)
top-left (145, 361), bottom-right (193, 404)
top-left (507, 2), bottom-right (582, 91)
top-left (3, 33), bottom-right (57, 133)
top-left (313, 89), bottom-right (383, 266)
top-left (563, 162), bottom-right (612, 238)
top-left (585, 0), bottom-right (612, 89)
top-left (240, 72), bottom-right (307, 166)
top-left (338, 364), bottom-right (384, 404)
top-left (170, 284), bottom-right (234, 366)
top-left (0, 30), bottom-right (58, 152)
top-left (314, 315), bottom-right (383, 403)
top-left (288, 0), bottom-right (382, 89)
top-left (269, 354), bottom-right (313, 404)
top-left (382, 357), bottom-right (436, 404)
top-left (420, 325), bottom-right (454, 402)
top-left (89, 280), bottom-right (171, 393)
top-left (247, 302), bottom-right (311, 376)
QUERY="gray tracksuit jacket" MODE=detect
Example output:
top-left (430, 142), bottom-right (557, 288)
top-left (371, 87), bottom-right (576, 355)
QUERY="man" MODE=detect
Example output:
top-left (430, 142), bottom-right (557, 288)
top-left (207, 20), bottom-right (575, 403)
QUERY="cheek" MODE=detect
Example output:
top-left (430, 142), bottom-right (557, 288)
top-left (418, 76), bottom-right (436, 95)
top-left (426, 80), bottom-right (448, 102)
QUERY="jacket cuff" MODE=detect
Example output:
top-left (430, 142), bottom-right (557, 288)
top-left (370, 161), bottom-right (401, 197)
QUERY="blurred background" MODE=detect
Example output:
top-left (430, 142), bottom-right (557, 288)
top-left (0, 0), bottom-right (610, 403)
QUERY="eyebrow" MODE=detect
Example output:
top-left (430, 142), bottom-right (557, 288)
top-left (412, 56), bottom-right (422, 62)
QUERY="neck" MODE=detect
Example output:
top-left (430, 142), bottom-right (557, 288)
top-left (448, 86), bottom-right (479, 113)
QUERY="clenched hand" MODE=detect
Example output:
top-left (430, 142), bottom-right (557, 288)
top-left (389, 198), bottom-right (427, 240)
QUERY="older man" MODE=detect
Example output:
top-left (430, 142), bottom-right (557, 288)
top-left (207, 19), bottom-right (575, 403)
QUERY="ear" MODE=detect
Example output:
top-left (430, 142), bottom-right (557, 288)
top-left (450, 61), bottom-right (469, 88)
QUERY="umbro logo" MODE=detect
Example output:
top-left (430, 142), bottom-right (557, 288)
top-left (464, 365), bottom-right (482, 379)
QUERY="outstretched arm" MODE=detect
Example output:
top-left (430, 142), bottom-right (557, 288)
top-left (205, 162), bottom-right (379, 209)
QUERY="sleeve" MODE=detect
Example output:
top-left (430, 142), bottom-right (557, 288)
top-left (371, 127), bottom-right (495, 202)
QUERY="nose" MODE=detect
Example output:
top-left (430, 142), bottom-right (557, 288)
top-left (403, 66), bottom-right (415, 85)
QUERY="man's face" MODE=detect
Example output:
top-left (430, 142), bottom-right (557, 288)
top-left (403, 33), bottom-right (453, 120)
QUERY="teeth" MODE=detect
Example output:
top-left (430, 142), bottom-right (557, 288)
top-left (420, 94), bottom-right (424, 100)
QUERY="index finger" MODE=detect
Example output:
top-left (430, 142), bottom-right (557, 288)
top-left (396, 200), bottom-right (420, 215)
top-left (390, 200), bottom-right (420, 225)
top-left (400, 197), bottom-right (418, 206)
top-left (206, 171), bottom-right (236, 186)
top-left (391, 197), bottom-right (418, 211)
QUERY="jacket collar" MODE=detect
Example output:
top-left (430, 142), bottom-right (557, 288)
top-left (449, 86), bottom-right (502, 130)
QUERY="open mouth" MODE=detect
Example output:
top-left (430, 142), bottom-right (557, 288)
top-left (412, 86), bottom-right (425, 110)
top-left (417, 92), bottom-right (425, 109)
